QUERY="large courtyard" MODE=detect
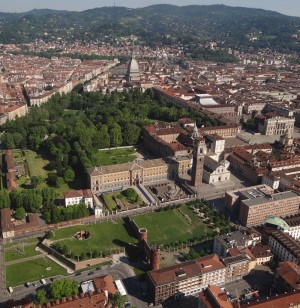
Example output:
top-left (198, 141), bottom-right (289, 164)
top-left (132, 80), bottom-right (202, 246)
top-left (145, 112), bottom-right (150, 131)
top-left (49, 204), bottom-right (213, 256)
top-left (133, 204), bottom-right (214, 246)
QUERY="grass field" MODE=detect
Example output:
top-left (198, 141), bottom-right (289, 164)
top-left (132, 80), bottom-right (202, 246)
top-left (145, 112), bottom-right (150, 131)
top-left (91, 147), bottom-right (137, 166)
top-left (4, 238), bottom-right (40, 249)
top-left (6, 258), bottom-right (66, 287)
top-left (51, 221), bottom-right (136, 256)
top-left (5, 245), bottom-right (40, 262)
top-left (133, 205), bottom-right (213, 245)
top-left (49, 205), bottom-right (212, 258)
top-left (102, 194), bottom-right (117, 211)
top-left (12, 149), bottom-right (75, 197)
top-left (24, 150), bottom-right (49, 178)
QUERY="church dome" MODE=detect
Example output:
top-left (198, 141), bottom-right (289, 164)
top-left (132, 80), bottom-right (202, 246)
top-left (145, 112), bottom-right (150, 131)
top-left (126, 52), bottom-right (140, 82)
top-left (128, 58), bottom-right (140, 74)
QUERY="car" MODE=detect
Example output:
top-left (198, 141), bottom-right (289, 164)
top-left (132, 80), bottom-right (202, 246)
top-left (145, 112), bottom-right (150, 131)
top-left (125, 302), bottom-right (131, 308)
top-left (32, 283), bottom-right (37, 287)
top-left (41, 279), bottom-right (47, 285)
top-left (25, 282), bottom-right (31, 287)
top-left (96, 267), bottom-right (102, 270)
top-left (88, 271), bottom-right (94, 275)
top-left (8, 287), bottom-right (13, 293)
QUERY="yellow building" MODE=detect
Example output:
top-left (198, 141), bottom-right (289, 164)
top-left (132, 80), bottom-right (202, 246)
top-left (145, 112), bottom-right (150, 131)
top-left (87, 157), bottom-right (191, 193)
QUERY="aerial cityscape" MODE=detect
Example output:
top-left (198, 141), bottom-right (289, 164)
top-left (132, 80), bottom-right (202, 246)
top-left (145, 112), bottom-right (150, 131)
top-left (1, 1), bottom-right (300, 308)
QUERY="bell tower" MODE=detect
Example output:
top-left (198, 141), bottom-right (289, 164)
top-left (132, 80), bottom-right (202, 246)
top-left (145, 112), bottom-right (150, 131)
top-left (191, 124), bottom-right (206, 187)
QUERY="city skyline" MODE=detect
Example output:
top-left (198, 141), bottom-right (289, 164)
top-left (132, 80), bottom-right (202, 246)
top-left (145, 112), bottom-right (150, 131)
top-left (1, 0), bottom-right (300, 17)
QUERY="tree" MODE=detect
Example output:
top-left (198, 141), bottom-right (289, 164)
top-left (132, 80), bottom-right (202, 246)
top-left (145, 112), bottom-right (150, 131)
top-left (47, 173), bottom-right (58, 187)
top-left (110, 291), bottom-right (126, 308)
top-left (122, 123), bottom-right (141, 145)
top-left (15, 207), bottom-right (26, 220)
top-left (36, 289), bottom-right (47, 305)
top-left (50, 278), bottom-right (78, 300)
top-left (122, 188), bottom-right (138, 202)
top-left (0, 190), bottom-right (11, 209)
top-left (98, 125), bottom-right (110, 148)
top-left (64, 168), bottom-right (75, 182)
top-left (30, 176), bottom-right (39, 188)
top-left (110, 123), bottom-right (123, 147)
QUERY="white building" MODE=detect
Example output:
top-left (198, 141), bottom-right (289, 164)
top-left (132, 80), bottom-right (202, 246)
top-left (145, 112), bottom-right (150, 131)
top-left (269, 230), bottom-right (300, 265)
top-left (203, 156), bottom-right (230, 184)
top-left (63, 189), bottom-right (93, 208)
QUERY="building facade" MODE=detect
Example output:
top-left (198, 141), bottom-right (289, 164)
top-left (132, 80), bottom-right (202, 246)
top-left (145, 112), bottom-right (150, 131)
top-left (87, 157), bottom-right (190, 194)
top-left (147, 254), bottom-right (226, 306)
top-left (238, 190), bottom-right (300, 227)
top-left (268, 230), bottom-right (300, 265)
top-left (63, 189), bottom-right (93, 208)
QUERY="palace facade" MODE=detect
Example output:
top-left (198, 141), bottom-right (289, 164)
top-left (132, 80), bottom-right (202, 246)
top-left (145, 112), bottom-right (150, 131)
top-left (87, 157), bottom-right (191, 193)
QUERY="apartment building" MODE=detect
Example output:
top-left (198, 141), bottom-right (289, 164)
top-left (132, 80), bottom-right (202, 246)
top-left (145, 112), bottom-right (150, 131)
top-left (213, 230), bottom-right (260, 258)
top-left (238, 190), bottom-right (300, 227)
top-left (269, 230), bottom-right (300, 265)
top-left (147, 254), bottom-right (226, 305)
top-left (198, 285), bottom-right (233, 308)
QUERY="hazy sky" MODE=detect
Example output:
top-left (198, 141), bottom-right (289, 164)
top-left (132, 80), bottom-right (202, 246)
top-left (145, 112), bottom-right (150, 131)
top-left (1, 0), bottom-right (300, 17)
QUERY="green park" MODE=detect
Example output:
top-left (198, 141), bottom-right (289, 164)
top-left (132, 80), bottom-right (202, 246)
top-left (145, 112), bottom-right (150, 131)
top-left (4, 200), bottom-right (229, 286)
top-left (91, 147), bottom-right (137, 166)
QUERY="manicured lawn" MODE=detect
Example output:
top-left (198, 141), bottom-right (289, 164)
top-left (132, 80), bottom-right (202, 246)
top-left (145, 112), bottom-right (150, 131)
top-left (91, 147), bottom-right (137, 166)
top-left (102, 190), bottom-right (145, 211)
top-left (133, 205), bottom-right (213, 245)
top-left (6, 258), bottom-right (66, 287)
top-left (51, 221), bottom-right (136, 256)
top-left (23, 150), bottom-right (49, 178)
top-left (102, 194), bottom-right (117, 211)
top-left (5, 245), bottom-right (40, 262)
top-left (4, 237), bottom-right (40, 249)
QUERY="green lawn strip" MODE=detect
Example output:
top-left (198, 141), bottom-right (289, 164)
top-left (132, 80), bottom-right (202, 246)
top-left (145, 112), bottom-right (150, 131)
top-left (6, 258), bottom-right (67, 287)
top-left (24, 150), bottom-right (49, 178)
top-left (92, 147), bottom-right (137, 166)
top-left (102, 193), bottom-right (117, 211)
top-left (5, 245), bottom-right (40, 262)
top-left (51, 221), bottom-right (136, 256)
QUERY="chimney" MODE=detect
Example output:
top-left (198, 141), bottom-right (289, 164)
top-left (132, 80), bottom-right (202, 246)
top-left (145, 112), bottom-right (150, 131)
top-left (55, 299), bottom-right (60, 305)
top-left (80, 292), bottom-right (85, 298)
top-left (62, 297), bottom-right (66, 303)
top-left (46, 302), bottom-right (51, 307)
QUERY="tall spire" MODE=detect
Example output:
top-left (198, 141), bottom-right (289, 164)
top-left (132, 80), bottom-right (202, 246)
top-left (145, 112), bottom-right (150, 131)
top-left (191, 122), bottom-right (201, 139)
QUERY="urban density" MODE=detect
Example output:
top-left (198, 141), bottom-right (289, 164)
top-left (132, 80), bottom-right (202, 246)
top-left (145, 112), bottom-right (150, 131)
top-left (1, 3), bottom-right (300, 308)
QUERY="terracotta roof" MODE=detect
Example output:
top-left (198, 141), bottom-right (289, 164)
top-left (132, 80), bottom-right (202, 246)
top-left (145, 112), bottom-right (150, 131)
top-left (276, 261), bottom-right (300, 290)
top-left (199, 285), bottom-right (233, 308)
top-left (238, 290), bottom-right (300, 307)
top-left (93, 275), bottom-right (117, 295)
top-left (148, 254), bottom-right (225, 286)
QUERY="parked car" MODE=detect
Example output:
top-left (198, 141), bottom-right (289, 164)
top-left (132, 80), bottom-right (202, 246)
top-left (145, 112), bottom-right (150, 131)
top-left (25, 282), bottom-right (31, 287)
top-left (40, 279), bottom-right (47, 285)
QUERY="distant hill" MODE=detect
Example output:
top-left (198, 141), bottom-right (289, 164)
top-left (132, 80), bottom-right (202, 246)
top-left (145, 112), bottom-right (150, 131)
top-left (0, 4), bottom-right (299, 52)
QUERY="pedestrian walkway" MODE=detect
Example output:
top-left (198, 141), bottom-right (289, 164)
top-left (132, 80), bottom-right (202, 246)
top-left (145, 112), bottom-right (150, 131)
top-left (5, 253), bottom-right (45, 266)
top-left (0, 243), bottom-right (6, 297)
top-left (36, 246), bottom-right (74, 274)
top-left (136, 184), bottom-right (155, 204)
